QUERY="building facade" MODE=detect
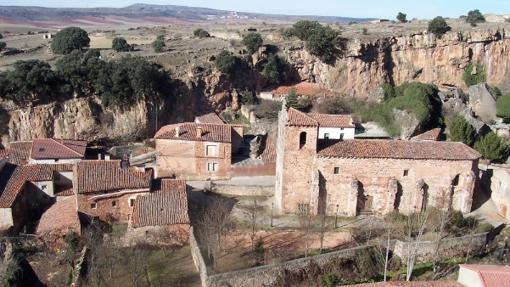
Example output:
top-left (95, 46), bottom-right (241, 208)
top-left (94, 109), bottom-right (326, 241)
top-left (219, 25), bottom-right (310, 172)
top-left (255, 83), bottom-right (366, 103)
top-left (275, 108), bottom-right (480, 216)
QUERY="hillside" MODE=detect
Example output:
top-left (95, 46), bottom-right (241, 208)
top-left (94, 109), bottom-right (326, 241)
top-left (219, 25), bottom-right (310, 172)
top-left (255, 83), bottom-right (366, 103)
top-left (0, 4), bottom-right (372, 28)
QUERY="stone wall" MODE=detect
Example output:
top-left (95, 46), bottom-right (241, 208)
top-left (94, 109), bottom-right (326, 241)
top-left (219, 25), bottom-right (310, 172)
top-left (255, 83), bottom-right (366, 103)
top-left (77, 191), bottom-right (148, 223)
top-left (189, 227), bottom-right (209, 287)
top-left (393, 233), bottom-right (488, 263)
top-left (122, 224), bottom-right (190, 247)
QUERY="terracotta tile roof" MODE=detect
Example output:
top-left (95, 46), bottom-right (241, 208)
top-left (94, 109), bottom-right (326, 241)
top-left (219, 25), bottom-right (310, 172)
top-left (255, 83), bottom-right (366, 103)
top-left (342, 281), bottom-right (461, 287)
top-left (0, 141), bottom-right (32, 165)
top-left (152, 178), bottom-right (186, 194)
top-left (287, 108), bottom-right (319, 127)
top-left (55, 186), bottom-right (74, 196)
top-left (132, 179), bottom-right (189, 228)
top-left (317, 140), bottom-right (481, 161)
top-left (460, 264), bottom-right (510, 287)
top-left (36, 196), bottom-right (80, 235)
top-left (308, 113), bottom-right (355, 128)
top-left (75, 160), bottom-right (152, 194)
top-left (261, 137), bottom-right (276, 163)
top-left (273, 82), bottom-right (334, 97)
top-left (411, 128), bottom-right (442, 141)
top-left (195, 112), bottom-right (225, 124)
top-left (154, 122), bottom-right (232, 143)
top-left (0, 163), bottom-right (73, 208)
top-left (31, 139), bottom-right (87, 160)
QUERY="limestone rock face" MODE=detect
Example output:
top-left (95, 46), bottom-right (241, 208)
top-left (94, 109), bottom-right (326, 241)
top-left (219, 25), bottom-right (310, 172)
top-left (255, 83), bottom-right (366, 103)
top-left (468, 83), bottom-right (498, 123)
top-left (283, 29), bottom-right (510, 99)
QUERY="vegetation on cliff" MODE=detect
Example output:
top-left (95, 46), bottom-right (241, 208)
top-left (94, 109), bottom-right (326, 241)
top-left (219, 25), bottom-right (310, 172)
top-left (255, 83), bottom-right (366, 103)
top-left (496, 94), bottom-right (510, 123)
top-left (0, 52), bottom-right (171, 109)
top-left (242, 32), bottom-right (263, 54)
top-left (51, 27), bottom-right (90, 54)
top-left (463, 63), bottom-right (487, 87)
top-left (474, 132), bottom-right (508, 161)
top-left (262, 54), bottom-right (289, 86)
top-left (214, 50), bottom-right (244, 75)
top-left (152, 35), bottom-right (165, 53)
top-left (446, 116), bottom-right (475, 146)
top-left (428, 17), bottom-right (451, 38)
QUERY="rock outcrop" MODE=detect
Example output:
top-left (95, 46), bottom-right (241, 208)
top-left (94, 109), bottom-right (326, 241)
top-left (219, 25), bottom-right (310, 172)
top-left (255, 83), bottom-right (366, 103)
top-left (468, 83), bottom-right (498, 123)
top-left (284, 29), bottom-right (510, 99)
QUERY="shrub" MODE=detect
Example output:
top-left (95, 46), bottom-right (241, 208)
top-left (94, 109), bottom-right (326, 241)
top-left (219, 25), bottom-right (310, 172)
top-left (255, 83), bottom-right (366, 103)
top-left (51, 27), bottom-right (90, 54)
top-left (0, 33), bottom-right (3, 39)
top-left (193, 28), bottom-right (210, 38)
top-left (497, 95), bottom-right (510, 123)
top-left (0, 42), bottom-right (6, 51)
top-left (474, 132), bottom-right (508, 161)
top-left (362, 28), bottom-right (368, 35)
top-left (428, 17), bottom-right (451, 38)
top-left (262, 54), bottom-right (288, 85)
top-left (447, 116), bottom-right (475, 146)
top-left (316, 96), bottom-right (355, 114)
top-left (111, 37), bottom-right (131, 52)
top-left (466, 9), bottom-right (485, 27)
top-left (287, 20), bottom-right (323, 40)
top-left (463, 63), bottom-right (487, 86)
top-left (239, 89), bottom-right (257, 105)
top-left (242, 32), bottom-right (263, 54)
top-left (152, 35), bottom-right (165, 53)
top-left (285, 21), bottom-right (341, 63)
top-left (214, 50), bottom-right (243, 75)
top-left (397, 12), bottom-right (407, 23)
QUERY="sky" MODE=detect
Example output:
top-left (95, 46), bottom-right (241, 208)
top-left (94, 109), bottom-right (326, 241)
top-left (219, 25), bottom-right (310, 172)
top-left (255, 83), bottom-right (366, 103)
top-left (0, 0), bottom-right (509, 19)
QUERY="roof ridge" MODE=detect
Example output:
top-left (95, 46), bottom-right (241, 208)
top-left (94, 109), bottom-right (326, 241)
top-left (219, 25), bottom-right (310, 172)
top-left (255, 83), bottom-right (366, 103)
top-left (289, 108), bottom-right (319, 125)
top-left (49, 138), bottom-right (84, 157)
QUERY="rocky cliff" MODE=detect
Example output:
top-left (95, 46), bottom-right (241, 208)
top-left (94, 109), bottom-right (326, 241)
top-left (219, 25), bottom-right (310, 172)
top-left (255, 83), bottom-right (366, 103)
top-left (285, 28), bottom-right (510, 98)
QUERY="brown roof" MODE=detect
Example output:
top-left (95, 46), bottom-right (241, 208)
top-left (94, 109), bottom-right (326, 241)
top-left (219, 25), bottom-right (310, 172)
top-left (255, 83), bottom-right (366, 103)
top-left (261, 137), bottom-right (277, 163)
top-left (342, 281), bottom-right (461, 287)
top-left (36, 196), bottom-right (80, 235)
top-left (308, 113), bottom-right (355, 128)
top-left (0, 163), bottom-right (73, 208)
top-left (411, 128), bottom-right (442, 141)
top-left (317, 140), bottom-right (481, 161)
top-left (0, 141), bottom-right (32, 165)
top-left (132, 179), bottom-right (189, 228)
top-left (273, 82), bottom-right (334, 97)
top-left (155, 122), bottom-right (232, 143)
top-left (31, 139), bottom-right (87, 160)
top-left (75, 160), bottom-right (152, 194)
top-left (460, 264), bottom-right (510, 287)
top-left (287, 108), bottom-right (355, 128)
top-left (195, 112), bottom-right (225, 124)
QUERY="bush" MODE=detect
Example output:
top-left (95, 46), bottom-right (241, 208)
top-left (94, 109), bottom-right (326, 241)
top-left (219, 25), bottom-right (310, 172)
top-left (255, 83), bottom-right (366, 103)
top-left (474, 132), bottom-right (508, 161)
top-left (285, 21), bottom-right (341, 63)
top-left (51, 27), bottom-right (90, 54)
top-left (428, 17), bottom-right (451, 38)
top-left (152, 35), bottom-right (165, 53)
top-left (497, 95), bottom-right (510, 122)
top-left (112, 37), bottom-right (131, 52)
top-left (316, 96), bottom-right (356, 114)
top-left (214, 50), bottom-right (243, 75)
top-left (242, 32), bottom-right (263, 54)
top-left (239, 89), bottom-right (257, 105)
top-left (287, 20), bottom-right (323, 40)
top-left (447, 211), bottom-right (478, 235)
top-left (476, 222), bottom-right (494, 233)
top-left (262, 54), bottom-right (288, 85)
top-left (466, 9), bottom-right (485, 27)
top-left (193, 28), bottom-right (210, 38)
top-left (397, 12), bottom-right (407, 23)
top-left (463, 63), bottom-right (487, 86)
top-left (447, 116), bottom-right (475, 146)
top-left (362, 28), bottom-right (368, 35)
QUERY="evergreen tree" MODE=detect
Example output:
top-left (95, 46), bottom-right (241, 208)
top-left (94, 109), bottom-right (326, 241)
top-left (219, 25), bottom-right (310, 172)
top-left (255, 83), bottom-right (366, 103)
top-left (51, 27), bottom-right (90, 54)
top-left (474, 132), bottom-right (508, 161)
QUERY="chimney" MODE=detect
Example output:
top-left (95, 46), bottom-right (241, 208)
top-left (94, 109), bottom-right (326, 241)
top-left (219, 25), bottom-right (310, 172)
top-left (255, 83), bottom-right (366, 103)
top-left (196, 126), bottom-right (203, 138)
top-left (97, 153), bottom-right (102, 160)
top-left (175, 126), bottom-right (180, 138)
top-left (105, 154), bottom-right (110, 161)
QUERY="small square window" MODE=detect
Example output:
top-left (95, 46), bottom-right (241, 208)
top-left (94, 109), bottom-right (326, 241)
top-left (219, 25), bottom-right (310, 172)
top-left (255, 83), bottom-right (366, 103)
top-left (41, 185), bottom-right (47, 190)
top-left (403, 169), bottom-right (409, 176)
top-left (91, 203), bottom-right (97, 209)
top-left (324, 133), bottom-right (330, 139)
top-left (207, 162), bottom-right (219, 172)
top-left (333, 167), bottom-right (340, 174)
top-left (129, 198), bottom-right (135, 207)
top-left (112, 200), bottom-right (117, 207)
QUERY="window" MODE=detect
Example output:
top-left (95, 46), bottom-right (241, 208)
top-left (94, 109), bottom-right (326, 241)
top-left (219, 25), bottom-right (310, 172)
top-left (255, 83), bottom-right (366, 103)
top-left (206, 145), bottom-right (218, 157)
top-left (91, 203), bottom-right (97, 209)
top-left (207, 162), bottom-right (219, 172)
top-left (129, 198), bottom-right (135, 207)
top-left (299, 132), bottom-right (307, 149)
top-left (324, 133), bottom-right (330, 139)
top-left (41, 185), bottom-right (47, 190)
top-left (112, 200), bottom-right (117, 207)
top-left (333, 167), bottom-right (340, 174)
top-left (403, 169), bottom-right (409, 176)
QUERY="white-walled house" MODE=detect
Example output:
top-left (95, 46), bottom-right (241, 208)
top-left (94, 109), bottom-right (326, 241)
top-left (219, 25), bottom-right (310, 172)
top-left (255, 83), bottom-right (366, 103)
top-left (29, 139), bottom-right (87, 164)
top-left (458, 264), bottom-right (510, 287)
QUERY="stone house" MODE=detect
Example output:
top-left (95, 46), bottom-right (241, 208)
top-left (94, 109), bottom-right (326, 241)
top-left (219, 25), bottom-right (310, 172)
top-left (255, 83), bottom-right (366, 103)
top-left (126, 179), bottom-right (190, 245)
top-left (488, 165), bottom-right (510, 221)
top-left (275, 108), bottom-right (480, 217)
top-left (155, 122), bottom-right (235, 180)
top-left (74, 160), bottom-right (153, 223)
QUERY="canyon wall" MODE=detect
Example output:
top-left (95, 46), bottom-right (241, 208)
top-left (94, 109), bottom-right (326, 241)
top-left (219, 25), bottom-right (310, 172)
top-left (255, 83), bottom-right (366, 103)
top-left (285, 28), bottom-right (510, 98)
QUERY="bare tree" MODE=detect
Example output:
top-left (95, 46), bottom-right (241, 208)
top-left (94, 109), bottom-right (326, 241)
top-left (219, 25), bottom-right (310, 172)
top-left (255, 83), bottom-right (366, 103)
top-left (298, 204), bottom-right (311, 258)
top-left (404, 211), bottom-right (430, 281)
top-left (248, 198), bottom-right (258, 252)
top-left (432, 188), bottom-right (454, 273)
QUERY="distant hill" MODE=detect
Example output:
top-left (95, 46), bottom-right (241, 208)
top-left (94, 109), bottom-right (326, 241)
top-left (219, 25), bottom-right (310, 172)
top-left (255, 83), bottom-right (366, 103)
top-left (0, 4), bottom-right (373, 28)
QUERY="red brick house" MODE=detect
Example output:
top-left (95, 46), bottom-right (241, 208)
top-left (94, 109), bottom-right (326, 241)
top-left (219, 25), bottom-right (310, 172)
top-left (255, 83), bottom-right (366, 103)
top-left (74, 160), bottom-right (153, 223)
top-left (275, 108), bottom-right (481, 217)
top-left (155, 122), bottom-right (235, 180)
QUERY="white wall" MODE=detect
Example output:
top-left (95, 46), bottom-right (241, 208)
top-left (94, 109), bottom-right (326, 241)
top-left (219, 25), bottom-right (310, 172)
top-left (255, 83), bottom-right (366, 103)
top-left (318, 127), bottom-right (355, 140)
top-left (0, 208), bottom-right (13, 230)
top-left (29, 158), bottom-right (81, 164)
top-left (457, 267), bottom-right (484, 287)
top-left (33, 180), bottom-right (55, 197)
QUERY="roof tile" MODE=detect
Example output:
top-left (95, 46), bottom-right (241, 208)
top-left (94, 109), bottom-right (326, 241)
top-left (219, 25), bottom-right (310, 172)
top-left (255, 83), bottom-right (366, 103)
top-left (31, 139), bottom-right (87, 160)
top-left (155, 122), bottom-right (232, 143)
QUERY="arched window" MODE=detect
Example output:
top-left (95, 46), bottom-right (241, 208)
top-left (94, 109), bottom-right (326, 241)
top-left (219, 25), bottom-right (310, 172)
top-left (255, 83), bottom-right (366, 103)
top-left (299, 132), bottom-right (307, 149)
